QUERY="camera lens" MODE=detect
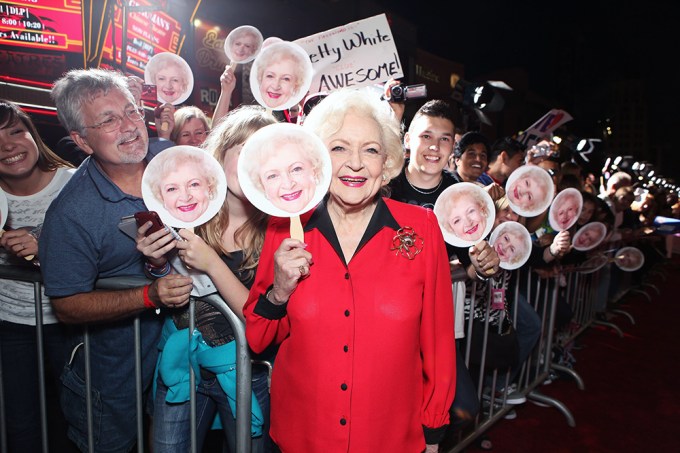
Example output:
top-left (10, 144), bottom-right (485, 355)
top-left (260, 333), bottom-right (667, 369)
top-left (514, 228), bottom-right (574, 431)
top-left (391, 86), bottom-right (403, 97)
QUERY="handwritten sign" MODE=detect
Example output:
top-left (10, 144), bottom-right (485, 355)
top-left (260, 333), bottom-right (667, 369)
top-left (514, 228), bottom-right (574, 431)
top-left (294, 14), bottom-right (403, 94)
top-left (517, 109), bottom-right (573, 149)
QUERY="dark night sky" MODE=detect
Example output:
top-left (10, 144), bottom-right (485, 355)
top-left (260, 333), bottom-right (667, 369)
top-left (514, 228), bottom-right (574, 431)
top-left (381, 1), bottom-right (666, 92)
top-left (199, 0), bottom-right (676, 178)
top-left (375, 0), bottom-right (676, 178)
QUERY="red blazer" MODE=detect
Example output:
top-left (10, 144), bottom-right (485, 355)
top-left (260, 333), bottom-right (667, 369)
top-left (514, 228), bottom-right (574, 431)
top-left (244, 198), bottom-right (456, 452)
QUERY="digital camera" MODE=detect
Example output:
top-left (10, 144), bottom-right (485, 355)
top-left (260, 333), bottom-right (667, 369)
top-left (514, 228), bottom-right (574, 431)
top-left (530, 144), bottom-right (559, 159)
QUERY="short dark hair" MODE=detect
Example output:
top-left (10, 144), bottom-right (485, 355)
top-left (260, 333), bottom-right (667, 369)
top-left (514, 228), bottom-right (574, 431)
top-left (407, 99), bottom-right (456, 134)
top-left (454, 131), bottom-right (490, 158)
top-left (489, 136), bottom-right (526, 163)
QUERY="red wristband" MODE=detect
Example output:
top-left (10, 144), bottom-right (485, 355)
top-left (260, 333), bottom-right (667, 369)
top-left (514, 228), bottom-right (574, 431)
top-left (143, 285), bottom-right (156, 309)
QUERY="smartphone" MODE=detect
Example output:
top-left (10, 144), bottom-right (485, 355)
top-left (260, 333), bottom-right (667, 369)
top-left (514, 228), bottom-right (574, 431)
top-left (134, 211), bottom-right (165, 236)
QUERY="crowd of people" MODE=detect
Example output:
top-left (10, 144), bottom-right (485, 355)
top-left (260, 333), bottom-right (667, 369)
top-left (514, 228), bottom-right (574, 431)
top-left (0, 60), bottom-right (677, 453)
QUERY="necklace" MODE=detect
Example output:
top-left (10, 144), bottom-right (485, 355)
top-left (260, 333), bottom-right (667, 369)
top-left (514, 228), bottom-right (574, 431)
top-left (405, 174), bottom-right (443, 195)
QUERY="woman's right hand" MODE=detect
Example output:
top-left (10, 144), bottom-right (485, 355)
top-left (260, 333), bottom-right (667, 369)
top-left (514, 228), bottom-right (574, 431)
top-left (269, 238), bottom-right (313, 304)
top-left (174, 228), bottom-right (220, 273)
top-left (469, 240), bottom-right (500, 277)
top-left (136, 222), bottom-right (178, 267)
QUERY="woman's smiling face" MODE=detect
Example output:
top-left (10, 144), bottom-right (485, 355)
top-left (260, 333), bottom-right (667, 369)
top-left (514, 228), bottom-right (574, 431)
top-left (508, 173), bottom-right (547, 210)
top-left (259, 57), bottom-right (298, 108)
top-left (258, 143), bottom-right (317, 213)
top-left (494, 230), bottom-right (522, 263)
top-left (555, 194), bottom-right (580, 229)
top-left (155, 64), bottom-right (186, 103)
top-left (447, 196), bottom-right (486, 242)
top-left (231, 33), bottom-right (258, 61)
top-left (160, 161), bottom-right (211, 222)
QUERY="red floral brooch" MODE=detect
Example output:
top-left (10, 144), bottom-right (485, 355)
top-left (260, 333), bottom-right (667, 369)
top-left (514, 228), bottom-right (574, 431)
top-left (390, 226), bottom-right (423, 260)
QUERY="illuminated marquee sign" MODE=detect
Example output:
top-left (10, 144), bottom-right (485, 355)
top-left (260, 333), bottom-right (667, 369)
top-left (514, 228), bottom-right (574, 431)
top-left (103, 0), bottom-right (183, 74)
top-left (0, 0), bottom-right (83, 52)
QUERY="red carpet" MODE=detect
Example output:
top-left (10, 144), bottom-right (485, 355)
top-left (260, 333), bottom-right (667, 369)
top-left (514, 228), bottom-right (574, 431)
top-left (463, 257), bottom-right (680, 453)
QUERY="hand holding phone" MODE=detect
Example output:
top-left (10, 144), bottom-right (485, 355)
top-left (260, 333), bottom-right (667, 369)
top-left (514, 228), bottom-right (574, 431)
top-left (135, 211), bottom-right (165, 236)
top-left (134, 211), bottom-right (183, 242)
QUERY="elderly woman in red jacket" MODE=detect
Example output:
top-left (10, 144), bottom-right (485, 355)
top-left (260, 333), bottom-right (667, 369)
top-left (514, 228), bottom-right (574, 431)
top-left (243, 89), bottom-right (456, 453)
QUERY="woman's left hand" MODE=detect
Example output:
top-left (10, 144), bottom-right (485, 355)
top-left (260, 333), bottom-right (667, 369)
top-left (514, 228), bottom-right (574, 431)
top-left (424, 444), bottom-right (439, 453)
top-left (551, 229), bottom-right (571, 256)
top-left (0, 228), bottom-right (38, 259)
top-left (220, 65), bottom-right (237, 93)
top-left (175, 228), bottom-right (220, 273)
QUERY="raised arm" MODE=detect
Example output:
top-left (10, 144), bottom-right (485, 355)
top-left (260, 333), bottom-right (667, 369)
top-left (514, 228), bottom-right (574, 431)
top-left (212, 65), bottom-right (237, 126)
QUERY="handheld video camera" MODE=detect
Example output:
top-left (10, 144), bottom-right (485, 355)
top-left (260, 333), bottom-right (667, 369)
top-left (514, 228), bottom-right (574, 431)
top-left (388, 83), bottom-right (427, 103)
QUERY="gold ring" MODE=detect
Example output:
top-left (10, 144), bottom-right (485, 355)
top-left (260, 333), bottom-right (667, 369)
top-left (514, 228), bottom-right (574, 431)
top-left (299, 265), bottom-right (307, 275)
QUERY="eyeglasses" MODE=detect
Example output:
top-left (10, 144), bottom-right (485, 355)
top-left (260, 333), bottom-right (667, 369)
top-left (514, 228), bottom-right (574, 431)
top-left (83, 107), bottom-right (145, 133)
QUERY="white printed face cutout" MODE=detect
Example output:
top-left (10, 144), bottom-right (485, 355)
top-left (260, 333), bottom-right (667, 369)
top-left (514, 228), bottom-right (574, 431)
top-left (614, 246), bottom-right (644, 272)
top-left (0, 189), bottom-right (7, 231)
top-left (572, 222), bottom-right (607, 251)
top-left (489, 221), bottom-right (532, 270)
top-left (434, 182), bottom-right (495, 247)
top-left (549, 188), bottom-right (583, 231)
top-left (142, 146), bottom-right (226, 229)
top-left (506, 165), bottom-right (555, 217)
top-left (250, 41), bottom-right (313, 111)
top-left (238, 122), bottom-right (331, 217)
top-left (224, 25), bottom-right (264, 64)
top-left (144, 52), bottom-right (194, 105)
top-left (577, 253), bottom-right (610, 274)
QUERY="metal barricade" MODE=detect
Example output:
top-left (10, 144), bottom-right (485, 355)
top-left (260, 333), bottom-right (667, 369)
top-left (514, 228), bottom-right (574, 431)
top-left (447, 267), bottom-right (575, 452)
top-left (519, 267), bottom-right (577, 421)
top-left (0, 266), bottom-right (255, 453)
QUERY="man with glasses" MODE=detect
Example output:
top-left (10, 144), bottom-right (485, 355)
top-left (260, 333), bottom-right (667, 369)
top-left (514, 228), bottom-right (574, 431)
top-left (39, 68), bottom-right (188, 452)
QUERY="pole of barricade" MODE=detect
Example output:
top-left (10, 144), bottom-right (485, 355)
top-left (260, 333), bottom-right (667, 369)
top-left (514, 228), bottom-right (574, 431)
top-left (134, 316), bottom-right (144, 453)
top-left (200, 293), bottom-right (253, 453)
top-left (0, 320), bottom-right (5, 453)
top-left (33, 281), bottom-right (49, 453)
top-left (96, 276), bottom-right (152, 453)
top-left (463, 282), bottom-right (477, 370)
top-left (189, 298), bottom-right (197, 453)
top-left (82, 326), bottom-right (94, 453)
top-left (541, 276), bottom-right (558, 375)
